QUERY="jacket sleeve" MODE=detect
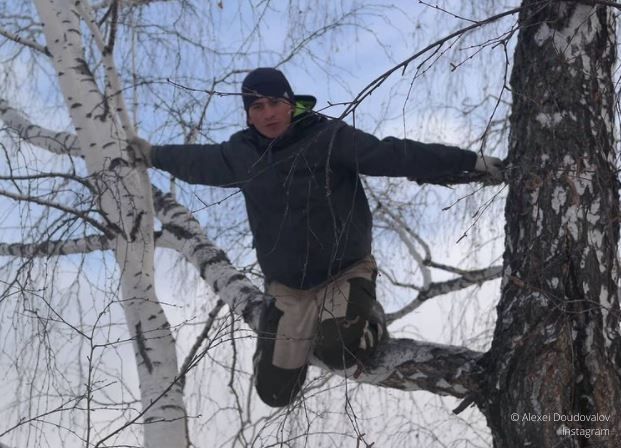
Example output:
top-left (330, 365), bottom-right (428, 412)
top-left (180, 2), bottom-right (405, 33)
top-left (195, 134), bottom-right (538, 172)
top-left (331, 124), bottom-right (477, 180)
top-left (151, 140), bottom-right (245, 188)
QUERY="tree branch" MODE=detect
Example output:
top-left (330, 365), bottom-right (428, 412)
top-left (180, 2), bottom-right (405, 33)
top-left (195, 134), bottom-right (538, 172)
top-left (340, 5), bottom-right (524, 118)
top-left (0, 234), bottom-right (112, 257)
top-left (0, 99), bottom-right (81, 156)
top-left (152, 187), bottom-right (266, 329)
top-left (315, 338), bottom-right (483, 398)
top-left (376, 206), bottom-right (432, 289)
top-left (0, 188), bottom-right (110, 235)
top-left (0, 26), bottom-right (49, 55)
top-left (178, 299), bottom-right (226, 391)
top-left (386, 265), bottom-right (502, 323)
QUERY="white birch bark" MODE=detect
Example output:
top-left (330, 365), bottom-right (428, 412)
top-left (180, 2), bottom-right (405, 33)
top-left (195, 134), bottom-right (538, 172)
top-left (32, 1), bottom-right (187, 447)
top-left (0, 99), bottom-right (80, 156)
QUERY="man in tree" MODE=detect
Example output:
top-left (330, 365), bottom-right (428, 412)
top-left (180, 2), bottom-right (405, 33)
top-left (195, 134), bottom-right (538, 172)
top-left (129, 67), bottom-right (502, 407)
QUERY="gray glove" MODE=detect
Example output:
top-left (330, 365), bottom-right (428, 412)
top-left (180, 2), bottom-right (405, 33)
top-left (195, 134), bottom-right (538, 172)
top-left (475, 155), bottom-right (503, 181)
top-left (127, 136), bottom-right (153, 167)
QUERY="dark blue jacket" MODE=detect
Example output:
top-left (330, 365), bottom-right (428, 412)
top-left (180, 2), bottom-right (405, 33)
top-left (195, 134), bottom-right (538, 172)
top-left (152, 113), bottom-right (477, 288)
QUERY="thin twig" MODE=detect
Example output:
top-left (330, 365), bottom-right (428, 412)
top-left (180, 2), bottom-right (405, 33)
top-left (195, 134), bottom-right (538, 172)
top-left (339, 5), bottom-right (525, 117)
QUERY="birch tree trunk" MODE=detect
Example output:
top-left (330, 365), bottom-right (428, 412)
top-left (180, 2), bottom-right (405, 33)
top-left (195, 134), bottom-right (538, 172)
top-left (479, 2), bottom-right (621, 446)
top-left (33, 1), bottom-right (187, 446)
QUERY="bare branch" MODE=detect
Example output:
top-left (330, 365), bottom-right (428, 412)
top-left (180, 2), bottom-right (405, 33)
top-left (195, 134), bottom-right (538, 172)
top-left (386, 265), bottom-right (502, 323)
top-left (0, 234), bottom-right (112, 257)
top-left (178, 299), bottom-right (226, 390)
top-left (340, 5), bottom-right (524, 117)
top-left (76, 1), bottom-right (136, 139)
top-left (0, 99), bottom-right (81, 156)
top-left (0, 188), bottom-right (109, 235)
top-left (376, 206), bottom-right (432, 289)
top-left (0, 26), bottom-right (49, 55)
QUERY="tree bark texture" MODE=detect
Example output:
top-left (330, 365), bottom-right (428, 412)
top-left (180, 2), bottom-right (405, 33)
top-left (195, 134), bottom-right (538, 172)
top-left (33, 1), bottom-right (188, 446)
top-left (480, 2), bottom-right (621, 447)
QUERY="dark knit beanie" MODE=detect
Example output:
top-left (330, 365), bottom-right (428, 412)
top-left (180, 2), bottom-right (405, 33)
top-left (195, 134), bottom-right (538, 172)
top-left (241, 68), bottom-right (295, 112)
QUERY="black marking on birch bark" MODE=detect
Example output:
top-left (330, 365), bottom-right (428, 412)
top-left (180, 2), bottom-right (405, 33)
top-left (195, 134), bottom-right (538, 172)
top-left (192, 243), bottom-right (211, 254)
top-left (207, 251), bottom-right (229, 265)
top-left (225, 273), bottom-right (245, 287)
top-left (70, 103), bottom-right (82, 109)
top-left (241, 300), bottom-right (263, 324)
top-left (135, 321), bottom-right (153, 374)
top-left (96, 98), bottom-right (110, 122)
top-left (163, 200), bottom-right (177, 214)
top-left (161, 404), bottom-right (185, 411)
top-left (171, 211), bottom-right (185, 219)
top-left (73, 57), bottom-right (94, 77)
top-left (161, 223), bottom-right (193, 240)
top-left (199, 253), bottom-right (230, 276)
top-left (108, 157), bottom-right (129, 171)
top-left (239, 286), bottom-right (254, 295)
top-left (148, 315), bottom-right (157, 320)
top-left (128, 211), bottom-right (145, 242)
top-left (213, 279), bottom-right (220, 293)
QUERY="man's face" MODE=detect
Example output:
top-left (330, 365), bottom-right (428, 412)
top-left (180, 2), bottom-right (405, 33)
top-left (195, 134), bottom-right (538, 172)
top-left (247, 97), bottom-right (294, 139)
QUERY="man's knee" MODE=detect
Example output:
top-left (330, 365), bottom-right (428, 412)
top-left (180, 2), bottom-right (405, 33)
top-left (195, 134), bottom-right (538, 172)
top-left (314, 317), bottom-right (363, 368)
top-left (254, 362), bottom-right (307, 407)
top-left (253, 299), bottom-right (308, 407)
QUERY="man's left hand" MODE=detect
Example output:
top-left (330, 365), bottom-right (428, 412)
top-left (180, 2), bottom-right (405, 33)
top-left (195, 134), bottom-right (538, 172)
top-left (475, 155), bottom-right (504, 182)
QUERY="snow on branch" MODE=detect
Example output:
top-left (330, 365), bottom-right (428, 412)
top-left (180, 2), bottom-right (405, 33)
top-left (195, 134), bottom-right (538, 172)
top-left (347, 338), bottom-right (482, 397)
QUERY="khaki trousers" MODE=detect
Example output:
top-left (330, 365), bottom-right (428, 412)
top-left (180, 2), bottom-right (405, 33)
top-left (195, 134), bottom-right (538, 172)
top-left (253, 256), bottom-right (383, 407)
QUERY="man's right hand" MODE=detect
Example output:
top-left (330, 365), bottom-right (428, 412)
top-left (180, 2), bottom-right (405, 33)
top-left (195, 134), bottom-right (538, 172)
top-left (127, 136), bottom-right (153, 167)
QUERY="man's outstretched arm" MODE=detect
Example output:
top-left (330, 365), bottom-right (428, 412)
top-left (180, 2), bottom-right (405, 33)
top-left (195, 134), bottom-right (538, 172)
top-left (331, 124), bottom-right (503, 183)
top-left (128, 136), bottom-right (246, 188)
